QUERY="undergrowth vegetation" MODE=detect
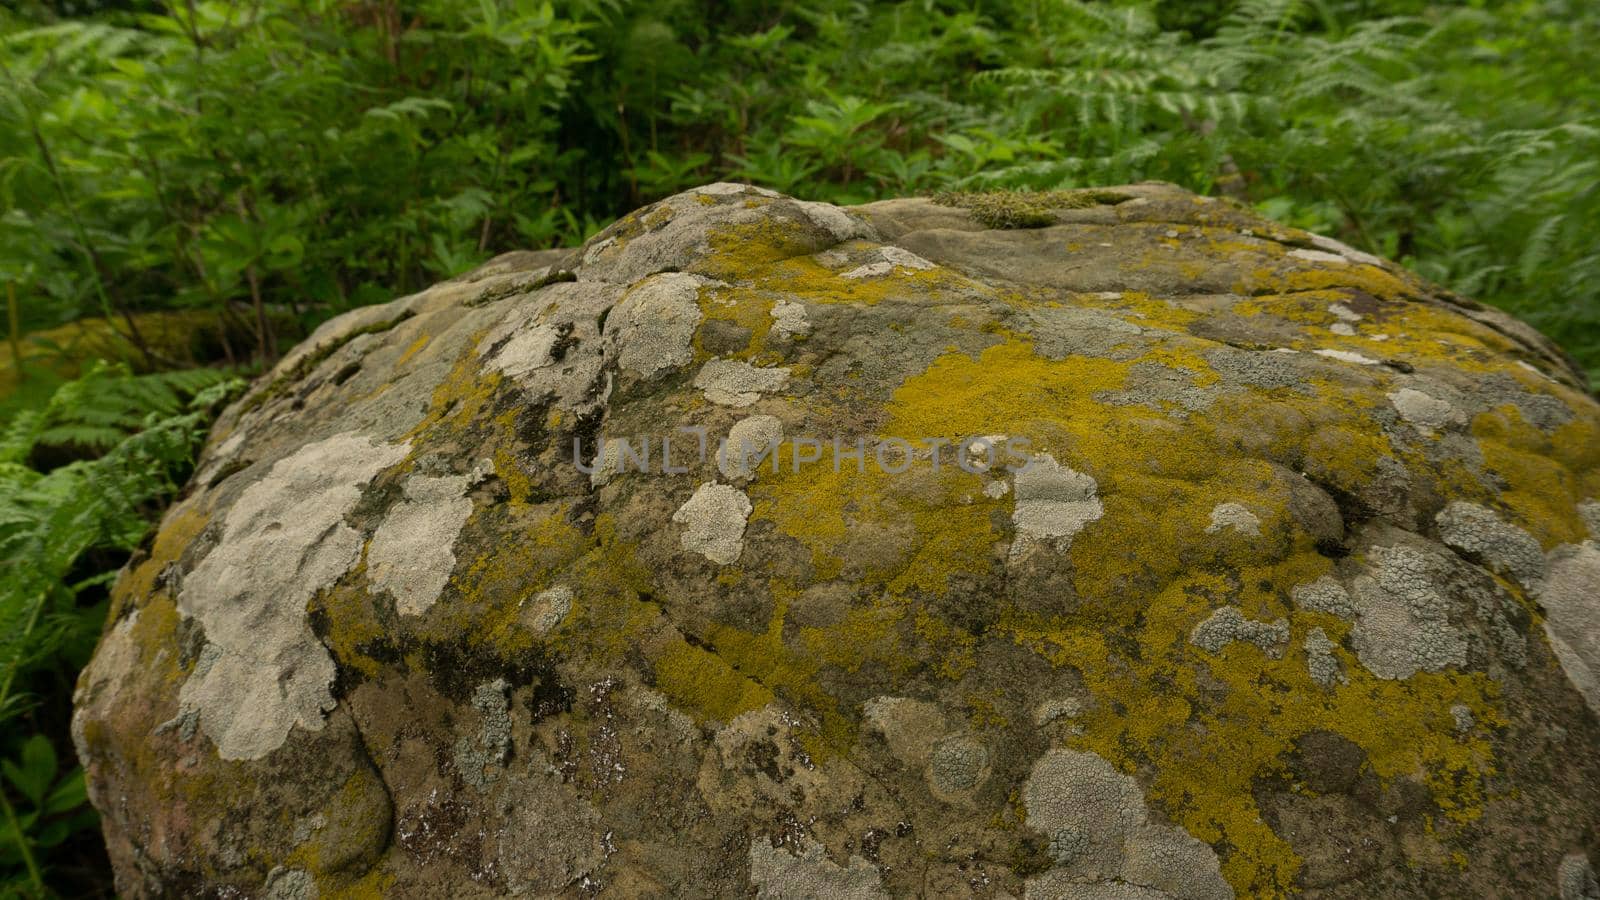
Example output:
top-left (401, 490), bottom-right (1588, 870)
top-left (0, 0), bottom-right (1596, 893)
top-left (0, 365), bottom-right (238, 896)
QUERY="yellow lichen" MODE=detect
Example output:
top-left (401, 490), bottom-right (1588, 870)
top-left (311, 562), bottom-right (388, 679)
top-left (744, 329), bottom-right (1508, 896)
top-left (653, 637), bottom-right (775, 723)
top-left (1472, 404), bottom-right (1591, 546)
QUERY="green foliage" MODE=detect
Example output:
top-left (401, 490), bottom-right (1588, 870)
top-left (0, 362), bottom-right (238, 897)
top-left (1, 0), bottom-right (1595, 380)
top-left (2, 735), bottom-right (95, 894)
top-left (1, 0), bottom-right (1595, 383)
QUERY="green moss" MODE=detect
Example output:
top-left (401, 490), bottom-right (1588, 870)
top-left (932, 188), bottom-right (1135, 229)
top-left (285, 768), bottom-right (391, 877)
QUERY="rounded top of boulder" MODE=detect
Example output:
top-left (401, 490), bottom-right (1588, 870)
top-left (75, 182), bottom-right (1600, 898)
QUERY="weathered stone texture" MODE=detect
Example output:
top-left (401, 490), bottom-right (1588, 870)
top-left (75, 183), bottom-right (1600, 898)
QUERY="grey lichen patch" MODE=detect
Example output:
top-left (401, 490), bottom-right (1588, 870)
top-left (1558, 852), bottom-right (1600, 900)
top-left (747, 835), bottom-right (888, 900)
top-left (479, 280), bottom-right (622, 414)
top-left (1203, 346), bottom-right (1307, 390)
top-left (926, 734), bottom-right (990, 802)
top-left (1538, 543), bottom-right (1600, 715)
top-left (1308, 233), bottom-right (1383, 267)
top-left (152, 707), bottom-right (199, 742)
top-left (628, 684), bottom-right (698, 741)
top-left (794, 199), bottom-right (877, 243)
top-left (1477, 370), bottom-right (1576, 432)
top-left (1305, 627), bottom-right (1346, 688)
top-left (1436, 501), bottom-right (1547, 588)
top-left (770, 299), bottom-right (811, 340)
top-left (1312, 348), bottom-right (1379, 366)
top-left (1291, 576), bottom-right (1356, 619)
top-left (958, 434), bottom-right (1009, 473)
top-left (588, 437), bottom-right (626, 487)
top-left (719, 415), bottom-right (784, 480)
top-left (672, 482), bottom-right (752, 565)
top-left (1388, 387), bottom-right (1464, 433)
top-left (862, 696), bottom-right (946, 767)
top-left (178, 432), bottom-right (410, 761)
top-left (1034, 697), bottom-right (1084, 728)
top-left (1189, 607), bottom-right (1290, 659)
top-left (521, 584), bottom-right (572, 635)
top-left (1328, 302), bottom-right (1363, 323)
top-left (1348, 545), bottom-right (1467, 680)
top-left (1023, 749), bottom-right (1231, 900)
top-left (484, 321), bottom-right (564, 381)
top-left (369, 461), bottom-right (491, 617)
top-left (1451, 704), bottom-right (1474, 735)
top-left (1288, 248), bottom-right (1349, 266)
top-left (606, 271), bottom-right (711, 377)
top-left (1028, 307), bottom-right (1145, 361)
top-left (454, 678), bottom-right (512, 791)
top-left (1578, 499), bottom-right (1600, 541)
top-left (1094, 360), bottom-right (1218, 415)
top-left (486, 768), bottom-right (606, 893)
top-left (290, 811), bottom-right (327, 846)
top-left (1010, 454), bottom-right (1104, 560)
top-left (1205, 502), bottom-right (1261, 537)
top-left (261, 866), bottom-right (318, 900)
top-left (840, 246), bottom-right (937, 280)
top-left (694, 358), bottom-right (791, 407)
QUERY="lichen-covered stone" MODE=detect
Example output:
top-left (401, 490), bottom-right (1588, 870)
top-left (672, 481), bottom-right (752, 564)
top-left (370, 461), bottom-right (491, 616)
top-left (719, 414), bottom-right (784, 481)
top-left (176, 432), bottom-right (411, 761)
top-left (1540, 544), bottom-right (1600, 715)
top-left (1023, 749), bottom-right (1231, 899)
top-left (74, 183), bottom-right (1600, 898)
top-left (1190, 606), bottom-right (1291, 658)
top-left (1304, 627), bottom-right (1347, 688)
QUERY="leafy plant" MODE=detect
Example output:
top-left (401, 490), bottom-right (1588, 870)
top-left (2, 0), bottom-right (1595, 379)
top-left (0, 362), bottom-right (238, 897)
top-left (1, 736), bottom-right (95, 896)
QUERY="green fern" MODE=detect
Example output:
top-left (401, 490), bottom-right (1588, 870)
top-left (0, 365), bottom-right (240, 728)
top-left (2, 362), bottom-right (230, 461)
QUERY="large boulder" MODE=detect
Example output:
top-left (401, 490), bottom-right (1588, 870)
top-left (74, 183), bottom-right (1600, 898)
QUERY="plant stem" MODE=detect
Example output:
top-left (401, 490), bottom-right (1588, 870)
top-left (7, 282), bottom-right (22, 385)
top-left (0, 787), bottom-right (43, 895)
top-left (0, 581), bottom-right (48, 724)
top-left (0, 55), bottom-right (153, 369)
top-left (0, 580), bottom-right (49, 896)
